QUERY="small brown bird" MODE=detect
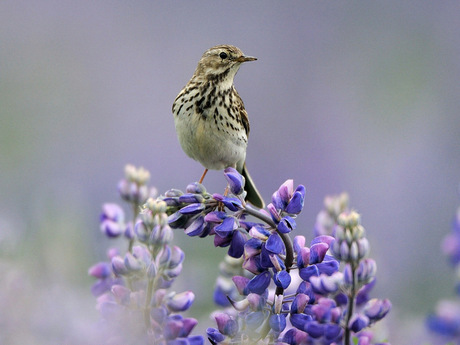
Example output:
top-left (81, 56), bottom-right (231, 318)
top-left (172, 45), bottom-right (264, 208)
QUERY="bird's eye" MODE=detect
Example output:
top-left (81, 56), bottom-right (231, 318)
top-left (219, 52), bottom-right (228, 59)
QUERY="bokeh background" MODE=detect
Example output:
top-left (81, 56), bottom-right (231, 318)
top-left (1, 1), bottom-right (459, 343)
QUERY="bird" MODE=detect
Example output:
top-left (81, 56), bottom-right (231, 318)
top-left (172, 44), bottom-right (265, 208)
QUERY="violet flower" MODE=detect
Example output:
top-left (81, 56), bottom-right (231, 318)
top-left (91, 166), bottom-right (391, 345)
top-left (427, 201), bottom-right (460, 342)
top-left (89, 165), bottom-right (204, 344)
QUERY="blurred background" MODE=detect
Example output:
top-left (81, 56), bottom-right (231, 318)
top-left (1, 1), bottom-right (459, 343)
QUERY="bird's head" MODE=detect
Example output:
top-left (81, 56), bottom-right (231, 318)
top-left (194, 45), bottom-right (257, 82)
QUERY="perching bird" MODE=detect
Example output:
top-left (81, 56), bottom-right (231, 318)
top-left (172, 44), bottom-right (264, 208)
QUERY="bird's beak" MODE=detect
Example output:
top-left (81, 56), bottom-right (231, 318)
top-left (236, 55), bottom-right (257, 62)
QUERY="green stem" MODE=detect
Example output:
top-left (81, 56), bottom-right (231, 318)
top-left (344, 262), bottom-right (357, 345)
top-left (144, 276), bottom-right (155, 328)
top-left (243, 205), bottom-right (277, 228)
top-left (128, 202), bottom-right (139, 253)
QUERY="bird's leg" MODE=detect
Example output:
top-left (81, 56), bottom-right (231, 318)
top-left (199, 169), bottom-right (208, 184)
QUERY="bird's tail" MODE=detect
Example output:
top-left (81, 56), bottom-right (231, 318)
top-left (242, 163), bottom-right (265, 209)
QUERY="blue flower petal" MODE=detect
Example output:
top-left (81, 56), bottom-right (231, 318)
top-left (232, 276), bottom-right (250, 295)
top-left (297, 247), bottom-right (310, 268)
top-left (349, 314), bottom-right (369, 332)
top-left (228, 231), bottom-right (246, 258)
top-left (299, 265), bottom-right (319, 281)
top-left (309, 243), bottom-right (329, 264)
top-left (206, 328), bottom-right (225, 343)
top-left (325, 324), bottom-right (342, 340)
top-left (285, 190), bottom-right (304, 214)
top-left (316, 257), bottom-right (340, 276)
top-left (293, 235), bottom-right (306, 254)
top-left (291, 293), bottom-right (309, 313)
top-left (168, 211), bottom-right (187, 228)
top-left (277, 216), bottom-right (296, 234)
top-left (179, 203), bottom-right (205, 215)
top-left (187, 335), bottom-right (205, 345)
top-left (290, 313), bottom-right (313, 332)
top-left (305, 321), bottom-right (325, 338)
top-left (179, 193), bottom-right (204, 204)
top-left (265, 233), bottom-right (284, 254)
top-left (269, 313), bottom-right (287, 333)
top-left (221, 197), bottom-right (243, 212)
top-left (310, 235), bottom-right (335, 247)
top-left (247, 271), bottom-right (271, 295)
top-left (277, 180), bottom-right (294, 206)
top-left (273, 270), bottom-right (291, 289)
top-left (185, 216), bottom-right (205, 237)
top-left (215, 217), bottom-right (237, 238)
top-left (224, 167), bottom-right (244, 195)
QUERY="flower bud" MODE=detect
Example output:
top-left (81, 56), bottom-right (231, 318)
top-left (358, 238), bottom-right (370, 259)
top-left (291, 293), bottom-right (309, 314)
top-left (111, 284), bottom-right (131, 305)
top-left (214, 313), bottom-right (238, 337)
top-left (206, 328), bottom-right (225, 343)
top-left (186, 182), bottom-right (206, 194)
top-left (349, 313), bottom-right (369, 332)
top-left (111, 255), bottom-right (128, 276)
top-left (285, 185), bottom-right (305, 214)
top-left (340, 241), bottom-right (350, 261)
top-left (124, 252), bottom-right (142, 272)
top-left (179, 203), bottom-right (205, 215)
top-left (224, 167), bottom-right (245, 196)
top-left (166, 291), bottom-right (195, 312)
top-left (363, 298), bottom-right (391, 321)
top-left (88, 262), bottom-right (112, 279)
top-left (310, 242), bottom-right (329, 264)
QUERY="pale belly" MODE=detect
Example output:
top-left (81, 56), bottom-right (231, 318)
top-left (174, 109), bottom-right (247, 171)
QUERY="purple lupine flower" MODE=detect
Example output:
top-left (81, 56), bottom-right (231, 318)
top-left (166, 291), bottom-right (195, 312)
top-left (205, 212), bottom-right (247, 258)
top-left (96, 166), bottom-right (393, 344)
top-left (215, 195), bottom-right (244, 212)
top-left (355, 278), bottom-right (376, 306)
top-left (214, 312), bottom-right (239, 338)
top-left (88, 262), bottom-right (112, 279)
top-left (100, 203), bottom-right (126, 237)
top-left (269, 313), bottom-right (287, 333)
top-left (90, 165), bottom-right (206, 344)
top-left (117, 164), bottom-right (155, 204)
top-left (271, 179), bottom-right (306, 215)
top-left (427, 301), bottom-right (460, 337)
top-left (274, 270), bottom-right (291, 289)
top-left (247, 271), bottom-right (271, 294)
top-left (363, 298), bottom-right (392, 322)
top-left (427, 203), bottom-right (460, 342)
top-left (289, 313), bottom-right (313, 333)
top-left (310, 272), bottom-right (343, 295)
top-left (277, 215), bottom-right (296, 234)
top-left (349, 313), bottom-right (370, 332)
top-left (281, 328), bottom-right (309, 345)
top-left (295, 235), bottom-right (339, 282)
top-left (206, 327), bottom-right (226, 343)
top-left (224, 167), bottom-right (245, 196)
